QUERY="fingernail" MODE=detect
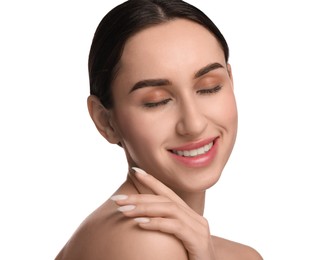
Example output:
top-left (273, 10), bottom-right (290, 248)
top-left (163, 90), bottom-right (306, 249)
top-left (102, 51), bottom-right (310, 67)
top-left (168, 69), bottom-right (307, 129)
top-left (117, 205), bottom-right (136, 212)
top-left (110, 194), bottom-right (128, 201)
top-left (131, 167), bottom-right (148, 175)
top-left (134, 217), bottom-right (150, 223)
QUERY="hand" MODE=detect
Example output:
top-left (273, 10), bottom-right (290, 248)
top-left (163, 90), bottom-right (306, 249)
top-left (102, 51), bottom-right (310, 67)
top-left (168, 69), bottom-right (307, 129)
top-left (111, 167), bottom-right (217, 260)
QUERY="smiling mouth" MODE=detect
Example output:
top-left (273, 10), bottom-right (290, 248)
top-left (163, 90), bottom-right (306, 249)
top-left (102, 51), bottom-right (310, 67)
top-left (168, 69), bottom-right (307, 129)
top-left (170, 141), bottom-right (214, 157)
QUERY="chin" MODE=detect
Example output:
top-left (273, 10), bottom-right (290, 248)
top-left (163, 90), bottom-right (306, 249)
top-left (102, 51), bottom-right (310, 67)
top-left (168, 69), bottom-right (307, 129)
top-left (167, 166), bottom-right (224, 193)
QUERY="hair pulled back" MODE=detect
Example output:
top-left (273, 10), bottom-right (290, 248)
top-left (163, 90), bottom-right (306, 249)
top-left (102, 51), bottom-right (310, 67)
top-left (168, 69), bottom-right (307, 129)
top-left (89, 0), bottom-right (229, 108)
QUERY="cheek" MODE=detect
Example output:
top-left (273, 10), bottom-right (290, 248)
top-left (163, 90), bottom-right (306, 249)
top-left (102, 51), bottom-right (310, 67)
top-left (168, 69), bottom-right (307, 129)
top-left (223, 93), bottom-right (238, 125)
top-left (114, 109), bottom-right (169, 158)
top-left (203, 90), bottom-right (238, 127)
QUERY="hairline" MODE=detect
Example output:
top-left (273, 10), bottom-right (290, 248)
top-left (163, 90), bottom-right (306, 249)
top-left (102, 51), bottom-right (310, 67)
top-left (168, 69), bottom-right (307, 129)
top-left (111, 17), bottom-right (228, 92)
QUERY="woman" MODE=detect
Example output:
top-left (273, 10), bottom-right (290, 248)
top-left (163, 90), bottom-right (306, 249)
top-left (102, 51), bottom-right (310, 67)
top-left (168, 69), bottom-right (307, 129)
top-left (56, 0), bottom-right (262, 259)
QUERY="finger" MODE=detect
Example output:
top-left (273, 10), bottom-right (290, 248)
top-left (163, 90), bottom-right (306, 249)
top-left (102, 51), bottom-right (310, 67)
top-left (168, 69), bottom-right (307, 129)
top-left (112, 192), bottom-right (205, 225)
top-left (135, 217), bottom-right (212, 256)
top-left (110, 194), bottom-right (170, 205)
top-left (134, 217), bottom-right (200, 247)
top-left (129, 168), bottom-right (204, 224)
top-left (117, 201), bottom-right (185, 219)
top-left (117, 200), bottom-right (206, 230)
top-left (131, 167), bottom-right (187, 207)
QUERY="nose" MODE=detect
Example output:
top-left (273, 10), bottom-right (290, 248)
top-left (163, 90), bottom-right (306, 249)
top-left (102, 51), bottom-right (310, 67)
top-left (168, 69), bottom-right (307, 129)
top-left (175, 98), bottom-right (208, 137)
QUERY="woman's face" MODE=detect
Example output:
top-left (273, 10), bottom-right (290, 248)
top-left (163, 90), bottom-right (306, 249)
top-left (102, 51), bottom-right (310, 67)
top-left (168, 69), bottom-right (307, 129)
top-left (110, 19), bottom-right (237, 193)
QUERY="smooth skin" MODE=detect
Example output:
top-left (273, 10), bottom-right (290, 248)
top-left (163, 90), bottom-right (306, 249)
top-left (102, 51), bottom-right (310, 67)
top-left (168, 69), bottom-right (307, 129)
top-left (56, 19), bottom-right (262, 259)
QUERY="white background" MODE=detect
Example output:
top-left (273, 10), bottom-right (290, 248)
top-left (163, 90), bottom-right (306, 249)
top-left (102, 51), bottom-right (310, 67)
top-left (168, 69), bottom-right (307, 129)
top-left (1, 1), bottom-right (326, 259)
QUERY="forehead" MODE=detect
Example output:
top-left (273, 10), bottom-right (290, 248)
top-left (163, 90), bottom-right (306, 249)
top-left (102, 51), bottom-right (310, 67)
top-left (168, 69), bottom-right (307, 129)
top-left (116, 19), bottom-right (225, 83)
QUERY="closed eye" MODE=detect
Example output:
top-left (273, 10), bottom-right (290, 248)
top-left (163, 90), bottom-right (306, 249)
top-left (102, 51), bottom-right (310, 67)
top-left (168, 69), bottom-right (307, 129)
top-left (143, 98), bottom-right (172, 108)
top-left (197, 85), bottom-right (222, 94)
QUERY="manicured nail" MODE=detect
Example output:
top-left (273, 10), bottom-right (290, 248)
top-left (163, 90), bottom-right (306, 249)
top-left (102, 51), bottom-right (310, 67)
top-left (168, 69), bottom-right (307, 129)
top-left (134, 217), bottom-right (150, 223)
top-left (110, 194), bottom-right (128, 201)
top-left (131, 167), bottom-right (148, 175)
top-left (117, 205), bottom-right (136, 212)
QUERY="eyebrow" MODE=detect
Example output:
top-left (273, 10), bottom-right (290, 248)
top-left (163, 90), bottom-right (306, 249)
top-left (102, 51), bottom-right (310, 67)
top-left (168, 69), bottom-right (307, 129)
top-left (129, 79), bottom-right (171, 93)
top-left (194, 62), bottom-right (224, 78)
top-left (129, 62), bottom-right (224, 93)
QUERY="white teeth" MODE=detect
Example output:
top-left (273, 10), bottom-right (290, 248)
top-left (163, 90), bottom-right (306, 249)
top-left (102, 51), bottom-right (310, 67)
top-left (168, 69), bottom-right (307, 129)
top-left (172, 142), bottom-right (213, 157)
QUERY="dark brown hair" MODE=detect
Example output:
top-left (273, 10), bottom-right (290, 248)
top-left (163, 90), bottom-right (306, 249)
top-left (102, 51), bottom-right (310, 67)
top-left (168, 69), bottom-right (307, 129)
top-left (89, 0), bottom-right (229, 108)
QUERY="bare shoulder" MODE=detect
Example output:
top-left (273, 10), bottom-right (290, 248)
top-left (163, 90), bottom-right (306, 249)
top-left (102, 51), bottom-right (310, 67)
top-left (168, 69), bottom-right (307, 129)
top-left (212, 236), bottom-right (263, 260)
top-left (55, 199), bottom-right (188, 260)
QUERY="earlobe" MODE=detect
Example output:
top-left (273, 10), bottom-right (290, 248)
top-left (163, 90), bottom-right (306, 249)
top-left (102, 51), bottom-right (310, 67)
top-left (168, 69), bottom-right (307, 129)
top-left (87, 95), bottom-right (121, 144)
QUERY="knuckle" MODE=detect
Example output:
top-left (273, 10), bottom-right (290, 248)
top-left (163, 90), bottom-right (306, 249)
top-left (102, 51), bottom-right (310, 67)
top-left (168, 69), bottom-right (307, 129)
top-left (158, 195), bottom-right (169, 202)
top-left (167, 202), bottom-right (179, 212)
top-left (127, 194), bottom-right (140, 203)
top-left (139, 204), bottom-right (149, 215)
top-left (197, 217), bottom-right (211, 237)
top-left (175, 220), bottom-right (185, 234)
top-left (200, 216), bottom-right (210, 227)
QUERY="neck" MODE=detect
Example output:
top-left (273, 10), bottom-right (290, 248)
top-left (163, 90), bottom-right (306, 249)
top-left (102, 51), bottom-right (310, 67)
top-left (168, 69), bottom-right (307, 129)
top-left (177, 190), bottom-right (206, 215)
top-left (126, 174), bottom-right (206, 215)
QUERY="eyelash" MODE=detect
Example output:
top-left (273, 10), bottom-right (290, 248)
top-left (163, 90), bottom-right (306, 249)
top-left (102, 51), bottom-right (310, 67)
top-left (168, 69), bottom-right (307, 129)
top-left (197, 85), bottom-right (222, 94)
top-left (143, 98), bottom-right (172, 108)
top-left (143, 85), bottom-right (222, 109)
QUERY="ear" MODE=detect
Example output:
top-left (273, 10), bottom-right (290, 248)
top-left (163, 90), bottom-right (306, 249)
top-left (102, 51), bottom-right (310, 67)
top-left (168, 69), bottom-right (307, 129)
top-left (227, 63), bottom-right (234, 90)
top-left (87, 95), bottom-right (121, 144)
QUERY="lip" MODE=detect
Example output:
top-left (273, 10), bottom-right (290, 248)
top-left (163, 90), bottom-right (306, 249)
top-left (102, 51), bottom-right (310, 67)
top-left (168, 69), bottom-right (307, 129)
top-left (168, 137), bottom-right (217, 151)
top-left (168, 137), bottom-right (219, 168)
